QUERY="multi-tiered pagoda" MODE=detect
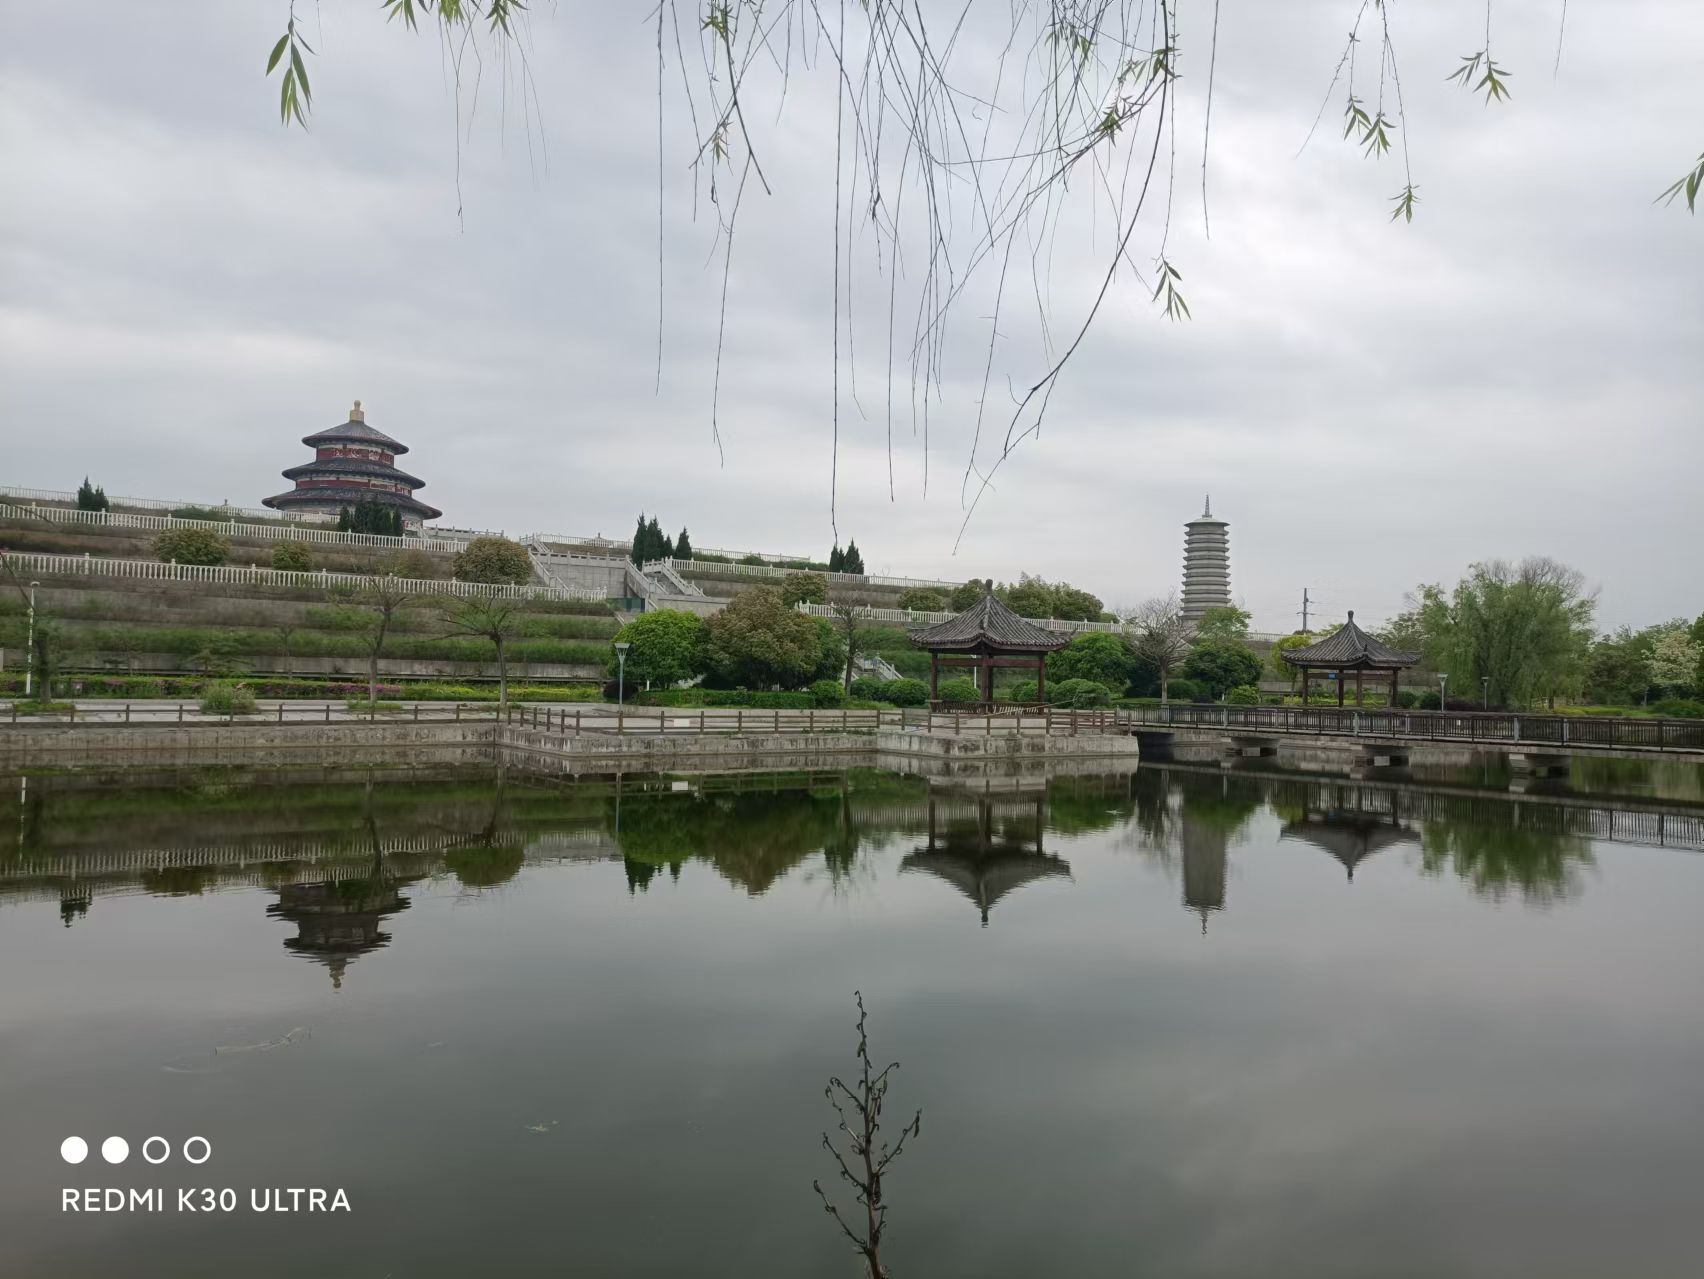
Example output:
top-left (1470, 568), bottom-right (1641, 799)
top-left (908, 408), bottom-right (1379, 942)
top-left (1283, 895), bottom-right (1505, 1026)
top-left (262, 401), bottom-right (442, 528)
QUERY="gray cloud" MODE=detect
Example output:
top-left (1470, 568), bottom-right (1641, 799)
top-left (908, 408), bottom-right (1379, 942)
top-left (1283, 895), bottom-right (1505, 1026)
top-left (1, 1), bottom-right (1698, 630)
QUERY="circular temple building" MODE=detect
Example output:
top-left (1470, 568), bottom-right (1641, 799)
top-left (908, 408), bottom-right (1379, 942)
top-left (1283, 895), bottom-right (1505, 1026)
top-left (262, 401), bottom-right (442, 528)
top-left (1180, 496), bottom-right (1231, 626)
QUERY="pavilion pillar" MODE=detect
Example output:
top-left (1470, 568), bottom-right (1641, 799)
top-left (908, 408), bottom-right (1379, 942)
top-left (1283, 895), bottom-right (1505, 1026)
top-left (1355, 669), bottom-right (1364, 706)
top-left (981, 653), bottom-right (994, 705)
top-left (1035, 656), bottom-right (1046, 705)
top-left (929, 652), bottom-right (939, 701)
top-left (1301, 668), bottom-right (1310, 705)
top-left (1390, 668), bottom-right (1399, 707)
top-left (1336, 669), bottom-right (1345, 707)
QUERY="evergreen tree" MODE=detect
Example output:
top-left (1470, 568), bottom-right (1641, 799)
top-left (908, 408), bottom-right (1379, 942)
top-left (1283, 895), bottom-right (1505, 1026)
top-left (828, 544), bottom-right (845, 573)
top-left (647, 516), bottom-right (671, 560)
top-left (631, 514), bottom-right (649, 565)
top-left (842, 540), bottom-right (865, 575)
top-left (76, 477), bottom-right (109, 512)
top-left (338, 506), bottom-right (354, 532)
top-left (674, 528), bottom-right (693, 560)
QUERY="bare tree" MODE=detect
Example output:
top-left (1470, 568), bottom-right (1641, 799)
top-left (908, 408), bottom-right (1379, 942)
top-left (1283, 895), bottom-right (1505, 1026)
top-left (439, 595), bottom-right (527, 708)
top-left (813, 992), bottom-right (922, 1279)
top-left (347, 575), bottom-right (426, 705)
top-left (1127, 594), bottom-right (1195, 704)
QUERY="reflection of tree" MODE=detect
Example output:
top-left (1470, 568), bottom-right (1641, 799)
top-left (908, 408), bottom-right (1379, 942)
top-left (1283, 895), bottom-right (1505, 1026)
top-left (141, 865), bottom-right (217, 896)
top-left (1419, 822), bottom-right (1595, 906)
top-left (1042, 776), bottom-right (1137, 836)
top-left (442, 768), bottom-right (524, 889)
top-left (613, 789), bottom-right (864, 895)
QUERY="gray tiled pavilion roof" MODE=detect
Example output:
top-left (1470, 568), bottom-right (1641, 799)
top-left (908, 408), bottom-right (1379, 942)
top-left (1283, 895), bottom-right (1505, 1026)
top-left (302, 418), bottom-right (409, 455)
top-left (1283, 612), bottom-right (1420, 669)
top-left (909, 590), bottom-right (1072, 653)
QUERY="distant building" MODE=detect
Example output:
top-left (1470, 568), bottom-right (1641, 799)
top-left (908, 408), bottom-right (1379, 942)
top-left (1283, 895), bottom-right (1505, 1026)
top-left (1180, 496), bottom-right (1231, 626)
top-left (262, 400), bottom-right (442, 528)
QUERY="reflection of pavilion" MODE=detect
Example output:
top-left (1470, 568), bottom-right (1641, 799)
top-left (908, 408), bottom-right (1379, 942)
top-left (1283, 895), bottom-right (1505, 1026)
top-left (1281, 812), bottom-right (1417, 881)
top-left (266, 870), bottom-right (415, 990)
top-left (900, 790), bottom-right (1071, 925)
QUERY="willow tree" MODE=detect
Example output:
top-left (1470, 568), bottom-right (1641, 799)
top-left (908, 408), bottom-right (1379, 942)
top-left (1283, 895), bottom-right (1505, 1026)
top-left (261, 1), bottom-right (1697, 543)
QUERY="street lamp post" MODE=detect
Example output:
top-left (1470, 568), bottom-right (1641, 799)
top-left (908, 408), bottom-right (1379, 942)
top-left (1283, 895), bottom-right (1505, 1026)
top-left (1481, 675), bottom-right (1490, 711)
top-left (1439, 673), bottom-right (1448, 714)
top-left (614, 642), bottom-right (631, 709)
top-left (24, 581), bottom-right (40, 698)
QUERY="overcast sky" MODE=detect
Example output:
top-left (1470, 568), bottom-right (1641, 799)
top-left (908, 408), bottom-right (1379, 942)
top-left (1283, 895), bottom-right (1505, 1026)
top-left (2, 1), bottom-right (1698, 632)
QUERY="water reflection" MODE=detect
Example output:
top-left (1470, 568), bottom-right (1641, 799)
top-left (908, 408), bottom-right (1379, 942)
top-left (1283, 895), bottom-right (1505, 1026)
top-left (1, 758), bottom-right (1701, 940)
top-left (900, 791), bottom-right (1070, 925)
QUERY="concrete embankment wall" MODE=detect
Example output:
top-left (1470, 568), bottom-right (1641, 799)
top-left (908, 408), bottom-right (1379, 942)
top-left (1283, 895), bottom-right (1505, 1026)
top-left (0, 721), bottom-right (498, 769)
top-left (0, 719), bottom-right (1145, 773)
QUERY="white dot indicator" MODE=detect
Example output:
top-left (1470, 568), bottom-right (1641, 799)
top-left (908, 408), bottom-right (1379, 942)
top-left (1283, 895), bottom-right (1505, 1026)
top-left (101, 1136), bottom-right (129, 1165)
top-left (183, 1136), bottom-right (211, 1165)
top-left (142, 1136), bottom-right (170, 1165)
top-left (60, 1137), bottom-right (88, 1165)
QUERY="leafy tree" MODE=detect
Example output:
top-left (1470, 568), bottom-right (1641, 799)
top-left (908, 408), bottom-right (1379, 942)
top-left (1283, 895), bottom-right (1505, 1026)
top-left (829, 601), bottom-right (867, 692)
top-left (153, 527), bottom-right (229, 566)
top-left (779, 571), bottom-right (829, 606)
top-left (827, 544), bottom-right (845, 573)
top-left (999, 573), bottom-right (1102, 621)
top-left (701, 585), bottom-right (823, 689)
top-left (608, 609), bottom-right (705, 690)
top-left (1127, 595), bottom-right (1193, 702)
top-left (1269, 632), bottom-right (1315, 687)
top-left (1182, 639), bottom-right (1263, 699)
top-left (841, 540), bottom-right (866, 575)
top-left (811, 617), bottom-right (847, 685)
top-left (337, 506), bottom-right (354, 532)
top-left (1047, 632), bottom-right (1133, 693)
top-left (881, 678), bottom-right (928, 707)
top-left (1195, 606), bottom-right (1250, 640)
top-left (76, 477), bottom-right (109, 512)
top-left (439, 595), bottom-right (527, 706)
top-left (452, 536), bottom-right (532, 585)
top-left (1417, 558), bottom-right (1597, 709)
top-left (271, 540), bottom-right (313, 571)
top-left (1649, 628), bottom-right (1700, 696)
top-left (949, 580), bottom-right (987, 611)
top-left (896, 587), bottom-right (945, 611)
top-left (674, 527), bottom-right (693, 560)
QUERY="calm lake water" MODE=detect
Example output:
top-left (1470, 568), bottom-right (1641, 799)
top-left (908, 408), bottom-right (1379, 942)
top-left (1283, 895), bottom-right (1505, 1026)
top-left (2, 757), bottom-right (1703, 1278)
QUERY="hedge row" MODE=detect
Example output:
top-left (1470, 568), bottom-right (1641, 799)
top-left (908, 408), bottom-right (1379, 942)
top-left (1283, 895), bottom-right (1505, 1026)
top-left (10, 622), bottom-right (609, 665)
top-left (0, 672), bottom-right (604, 702)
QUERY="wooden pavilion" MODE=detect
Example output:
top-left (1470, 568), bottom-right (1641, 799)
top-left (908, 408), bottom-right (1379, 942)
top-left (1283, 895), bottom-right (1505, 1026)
top-left (910, 581), bottom-right (1071, 705)
top-left (1283, 611), bottom-right (1420, 707)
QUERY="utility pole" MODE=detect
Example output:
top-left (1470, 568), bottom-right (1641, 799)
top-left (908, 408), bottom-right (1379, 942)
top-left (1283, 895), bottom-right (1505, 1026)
top-left (1298, 587), bottom-right (1312, 634)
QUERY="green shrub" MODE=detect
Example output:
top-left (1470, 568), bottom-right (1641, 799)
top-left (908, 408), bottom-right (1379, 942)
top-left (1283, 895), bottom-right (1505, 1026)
top-left (1394, 689), bottom-right (1419, 708)
top-left (1414, 691), bottom-right (1442, 710)
top-left (271, 541), bottom-right (313, 571)
top-left (1007, 679), bottom-right (1039, 704)
top-left (738, 554), bottom-right (767, 566)
top-left (1050, 678), bottom-right (1113, 708)
top-left (1225, 684), bottom-right (1261, 705)
top-left (386, 548), bottom-right (441, 580)
top-left (344, 699), bottom-right (405, 714)
top-left (896, 587), bottom-right (946, 611)
top-left (631, 688), bottom-right (814, 709)
top-left (808, 678), bottom-right (846, 707)
top-left (1651, 698), bottom-right (1704, 719)
top-left (936, 677), bottom-right (981, 704)
top-left (881, 678), bottom-right (928, 707)
top-left (848, 676), bottom-right (887, 701)
top-left (453, 537), bottom-right (533, 585)
top-left (199, 682), bottom-right (257, 715)
top-left (169, 506), bottom-right (226, 522)
top-left (1164, 677), bottom-right (1204, 703)
top-left (154, 527), bottom-right (230, 566)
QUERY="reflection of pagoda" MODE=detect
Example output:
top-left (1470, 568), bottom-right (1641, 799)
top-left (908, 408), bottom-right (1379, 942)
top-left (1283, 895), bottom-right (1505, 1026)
top-left (900, 792), bottom-right (1071, 925)
top-left (1180, 824), bottom-right (1226, 933)
top-left (266, 873), bottom-right (414, 990)
top-left (1280, 813), bottom-right (1416, 881)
